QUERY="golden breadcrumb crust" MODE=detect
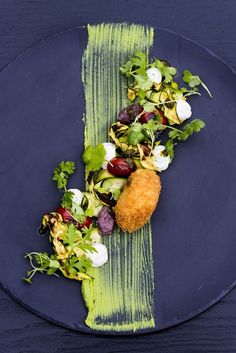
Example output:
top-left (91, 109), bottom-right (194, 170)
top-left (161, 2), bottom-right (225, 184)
top-left (114, 169), bottom-right (161, 232)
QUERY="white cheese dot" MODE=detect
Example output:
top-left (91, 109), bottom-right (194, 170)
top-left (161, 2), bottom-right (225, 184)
top-left (86, 243), bottom-right (108, 267)
top-left (102, 143), bottom-right (116, 169)
top-left (176, 99), bottom-right (192, 122)
top-left (153, 145), bottom-right (171, 171)
top-left (68, 189), bottom-right (83, 205)
top-left (146, 67), bottom-right (162, 84)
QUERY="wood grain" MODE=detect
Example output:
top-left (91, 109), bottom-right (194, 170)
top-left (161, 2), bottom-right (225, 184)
top-left (0, 0), bottom-right (236, 352)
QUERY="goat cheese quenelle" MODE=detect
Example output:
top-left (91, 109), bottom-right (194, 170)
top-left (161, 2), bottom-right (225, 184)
top-left (23, 51), bottom-right (211, 300)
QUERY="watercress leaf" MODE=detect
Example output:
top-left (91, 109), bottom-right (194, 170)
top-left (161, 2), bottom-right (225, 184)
top-left (127, 123), bottom-right (145, 145)
top-left (142, 101), bottom-right (157, 112)
top-left (61, 191), bottom-right (74, 209)
top-left (168, 119), bottom-right (205, 143)
top-left (120, 51), bottom-right (147, 77)
top-left (165, 139), bottom-right (174, 159)
top-left (52, 161), bottom-right (76, 190)
top-left (80, 243), bottom-right (97, 253)
top-left (23, 252), bottom-right (60, 283)
top-left (168, 129), bottom-right (180, 139)
top-left (133, 51), bottom-right (147, 67)
top-left (168, 67), bottom-right (177, 75)
top-left (182, 69), bottom-right (192, 83)
top-left (178, 130), bottom-right (189, 141)
top-left (63, 223), bottom-right (81, 246)
top-left (47, 267), bottom-right (58, 275)
top-left (84, 208), bottom-right (94, 217)
top-left (183, 69), bottom-right (201, 87)
top-left (134, 74), bottom-right (153, 91)
top-left (189, 76), bottom-right (201, 88)
top-left (138, 89), bottom-right (146, 99)
top-left (49, 259), bottom-right (60, 269)
top-left (83, 144), bottom-right (106, 172)
top-left (127, 131), bottom-right (145, 145)
top-left (191, 118), bottom-right (206, 132)
top-left (143, 119), bottom-right (158, 132)
top-left (72, 202), bottom-right (86, 223)
top-left (153, 59), bottom-right (177, 83)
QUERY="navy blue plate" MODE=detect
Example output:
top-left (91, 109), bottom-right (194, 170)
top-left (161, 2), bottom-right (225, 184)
top-left (0, 25), bottom-right (236, 335)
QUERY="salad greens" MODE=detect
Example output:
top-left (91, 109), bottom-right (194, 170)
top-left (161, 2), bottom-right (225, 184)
top-left (52, 161), bottom-right (76, 190)
top-left (24, 212), bottom-right (98, 283)
top-left (120, 51), bottom-right (211, 118)
top-left (183, 69), bottom-right (212, 98)
top-left (165, 119), bottom-right (205, 159)
top-left (24, 50), bottom-right (210, 284)
top-left (83, 144), bottom-right (106, 172)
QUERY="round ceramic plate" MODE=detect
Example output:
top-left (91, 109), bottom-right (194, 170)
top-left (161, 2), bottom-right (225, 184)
top-left (0, 25), bottom-right (236, 335)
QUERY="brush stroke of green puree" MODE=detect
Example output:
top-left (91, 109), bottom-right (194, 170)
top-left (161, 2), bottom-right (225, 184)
top-left (81, 23), bottom-right (155, 332)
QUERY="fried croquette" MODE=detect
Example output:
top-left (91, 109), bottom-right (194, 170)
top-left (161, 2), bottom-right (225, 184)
top-left (114, 169), bottom-right (161, 232)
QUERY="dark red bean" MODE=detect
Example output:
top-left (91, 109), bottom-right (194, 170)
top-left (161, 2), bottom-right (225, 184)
top-left (118, 104), bottom-right (143, 125)
top-left (107, 157), bottom-right (136, 177)
top-left (139, 112), bottom-right (156, 124)
top-left (157, 110), bottom-right (168, 125)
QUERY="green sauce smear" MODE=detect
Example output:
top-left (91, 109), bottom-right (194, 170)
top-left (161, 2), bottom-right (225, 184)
top-left (82, 23), bottom-right (155, 332)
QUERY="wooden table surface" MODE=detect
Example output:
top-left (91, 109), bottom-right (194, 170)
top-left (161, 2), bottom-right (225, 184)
top-left (0, 1), bottom-right (236, 352)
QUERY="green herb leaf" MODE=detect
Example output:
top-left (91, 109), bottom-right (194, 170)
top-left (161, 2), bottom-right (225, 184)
top-left (133, 74), bottom-right (153, 91)
top-left (165, 139), bottom-right (175, 159)
top-left (23, 252), bottom-right (60, 284)
top-left (183, 69), bottom-right (201, 87)
top-left (71, 203), bottom-right (86, 223)
top-left (61, 190), bottom-right (74, 209)
top-left (153, 59), bottom-right (177, 83)
top-left (142, 119), bottom-right (159, 132)
top-left (83, 144), bottom-right (106, 172)
top-left (68, 255), bottom-right (93, 274)
top-left (120, 51), bottom-right (147, 77)
top-left (84, 207), bottom-right (94, 217)
top-left (63, 223), bottom-right (81, 246)
top-left (168, 129), bottom-right (180, 140)
top-left (165, 119), bottom-right (205, 159)
top-left (52, 161), bottom-right (76, 190)
top-left (127, 123), bottom-right (145, 145)
top-left (183, 69), bottom-right (212, 98)
top-left (141, 101), bottom-right (157, 112)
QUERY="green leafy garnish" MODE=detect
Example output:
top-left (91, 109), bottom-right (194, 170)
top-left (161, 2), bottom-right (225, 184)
top-left (142, 119), bottom-right (159, 132)
top-left (165, 119), bottom-right (206, 159)
top-left (71, 203), bottom-right (85, 223)
top-left (168, 119), bottom-right (205, 141)
top-left (120, 51), bottom-right (147, 77)
top-left (61, 190), bottom-right (74, 209)
top-left (183, 70), bottom-right (212, 98)
top-left (52, 161), bottom-right (76, 190)
top-left (127, 123), bottom-right (145, 145)
top-left (165, 139), bottom-right (175, 159)
top-left (65, 255), bottom-right (93, 275)
top-left (83, 144), bottom-right (106, 172)
top-left (63, 223), bottom-right (81, 246)
top-left (152, 59), bottom-right (177, 83)
top-left (23, 252), bottom-right (60, 284)
top-left (133, 74), bottom-right (153, 91)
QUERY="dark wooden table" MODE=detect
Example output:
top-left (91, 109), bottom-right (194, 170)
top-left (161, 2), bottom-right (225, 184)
top-left (0, 1), bottom-right (236, 352)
